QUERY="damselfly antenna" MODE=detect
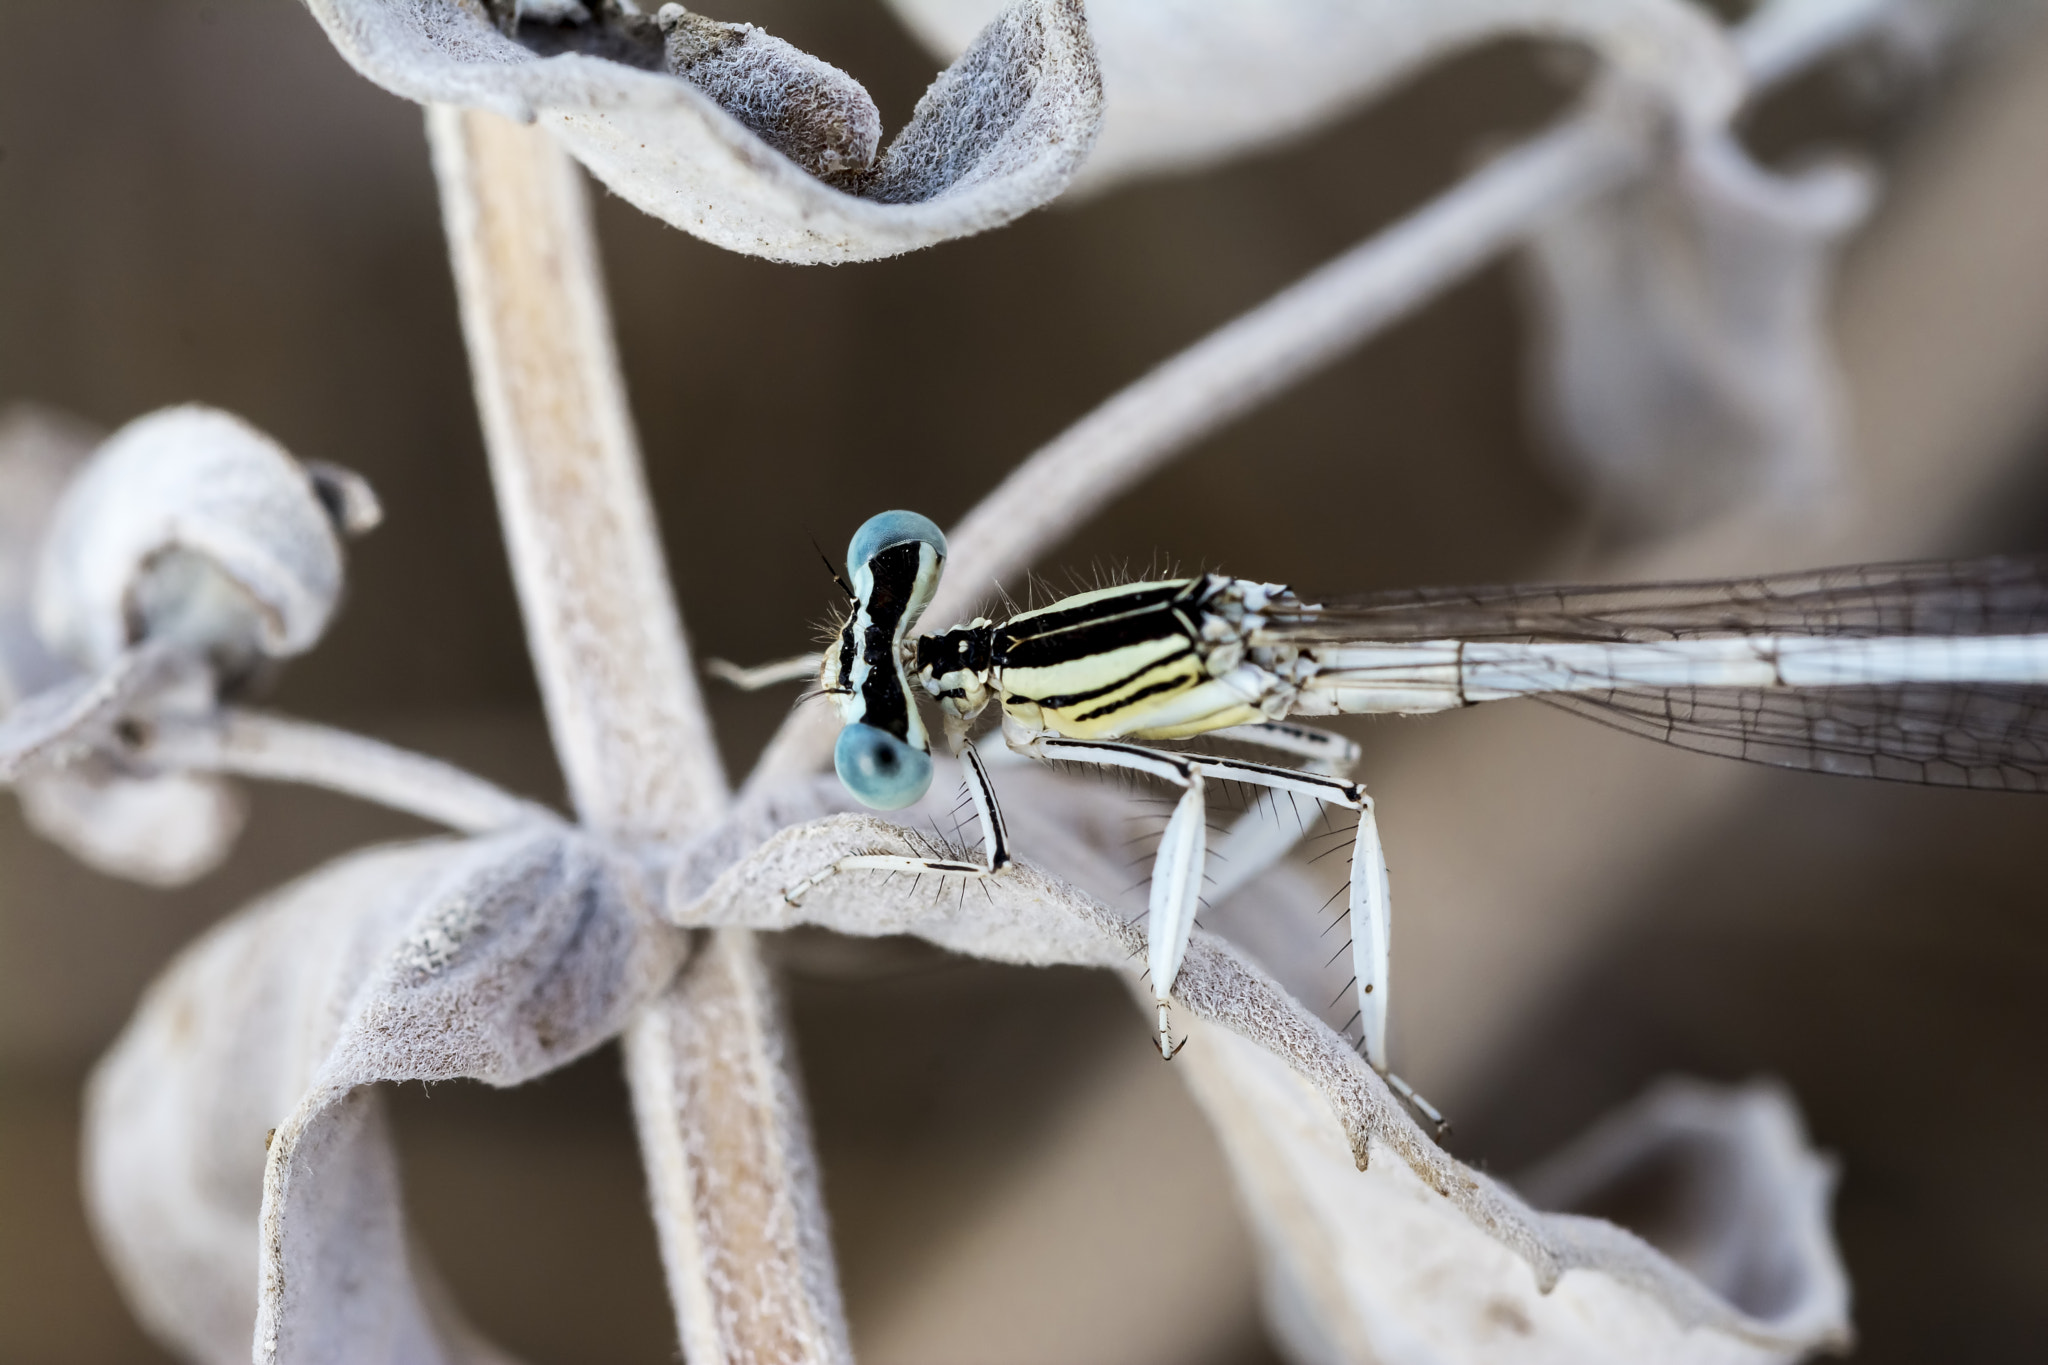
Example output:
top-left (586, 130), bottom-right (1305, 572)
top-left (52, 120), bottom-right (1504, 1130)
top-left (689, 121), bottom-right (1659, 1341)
top-left (811, 534), bottom-right (856, 603)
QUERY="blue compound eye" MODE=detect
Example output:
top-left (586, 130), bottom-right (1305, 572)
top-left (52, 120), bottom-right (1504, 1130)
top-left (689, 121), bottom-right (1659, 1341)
top-left (847, 510), bottom-right (946, 582)
top-left (835, 722), bottom-right (934, 810)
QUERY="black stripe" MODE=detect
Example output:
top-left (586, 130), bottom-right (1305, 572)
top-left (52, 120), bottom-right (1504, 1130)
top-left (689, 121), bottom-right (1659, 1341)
top-left (1005, 581), bottom-right (1193, 636)
top-left (1023, 645), bottom-right (1197, 710)
top-left (856, 541), bottom-right (924, 740)
top-left (1073, 674), bottom-right (1196, 723)
top-left (999, 609), bottom-right (1193, 671)
top-left (834, 619), bottom-right (855, 693)
top-left (916, 623), bottom-right (995, 676)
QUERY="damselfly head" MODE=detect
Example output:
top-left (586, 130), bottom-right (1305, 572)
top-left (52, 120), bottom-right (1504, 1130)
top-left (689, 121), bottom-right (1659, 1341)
top-left (832, 510), bottom-right (948, 809)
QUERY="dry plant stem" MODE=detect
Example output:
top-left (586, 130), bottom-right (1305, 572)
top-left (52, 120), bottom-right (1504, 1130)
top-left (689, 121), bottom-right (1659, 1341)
top-left (145, 708), bottom-right (550, 834)
top-left (1735, 0), bottom-right (1894, 88)
top-left (428, 104), bottom-right (849, 1365)
top-left (626, 928), bottom-right (851, 1365)
top-left (427, 106), bottom-right (721, 837)
top-left (743, 0), bottom-right (1892, 794)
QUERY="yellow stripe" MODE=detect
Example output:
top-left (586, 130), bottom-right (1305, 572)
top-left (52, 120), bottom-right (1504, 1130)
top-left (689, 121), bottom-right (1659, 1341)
top-left (1005, 642), bottom-right (1207, 740)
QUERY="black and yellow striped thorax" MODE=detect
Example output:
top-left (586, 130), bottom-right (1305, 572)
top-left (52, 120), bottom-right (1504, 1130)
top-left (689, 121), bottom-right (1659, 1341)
top-left (917, 578), bottom-right (1265, 742)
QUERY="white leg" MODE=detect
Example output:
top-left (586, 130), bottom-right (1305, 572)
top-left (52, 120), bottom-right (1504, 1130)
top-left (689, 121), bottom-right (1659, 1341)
top-left (1195, 727), bottom-right (1393, 1065)
top-left (1149, 773), bottom-right (1208, 1056)
top-left (1203, 722), bottom-right (1360, 902)
top-left (1350, 796), bottom-right (1390, 1073)
top-left (783, 742), bottom-right (1010, 904)
top-left (1181, 750), bottom-right (1436, 1128)
top-left (1176, 750), bottom-right (1394, 1074)
top-left (1028, 735), bottom-right (1406, 1084)
top-left (1021, 736), bottom-right (1209, 1056)
top-left (1209, 720), bottom-right (1361, 778)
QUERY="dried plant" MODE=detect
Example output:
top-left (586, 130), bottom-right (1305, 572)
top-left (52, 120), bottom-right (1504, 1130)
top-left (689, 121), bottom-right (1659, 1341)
top-left (303, 0), bottom-right (1104, 261)
top-left (6, 0), bottom-right (2041, 1361)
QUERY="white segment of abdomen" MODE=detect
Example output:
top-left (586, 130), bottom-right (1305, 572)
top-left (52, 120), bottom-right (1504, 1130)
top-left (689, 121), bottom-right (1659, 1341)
top-left (1285, 634), bottom-right (2048, 714)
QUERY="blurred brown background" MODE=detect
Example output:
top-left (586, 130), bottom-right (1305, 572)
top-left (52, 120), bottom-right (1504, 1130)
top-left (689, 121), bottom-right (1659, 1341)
top-left (2, 2), bottom-right (2045, 1362)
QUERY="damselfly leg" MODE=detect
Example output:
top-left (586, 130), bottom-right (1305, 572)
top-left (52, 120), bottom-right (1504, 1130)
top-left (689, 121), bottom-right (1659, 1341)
top-left (1200, 721), bottom-right (1360, 904)
top-left (783, 742), bottom-right (1010, 904)
top-left (1017, 731), bottom-right (1389, 1063)
top-left (1012, 725), bottom-right (1442, 1129)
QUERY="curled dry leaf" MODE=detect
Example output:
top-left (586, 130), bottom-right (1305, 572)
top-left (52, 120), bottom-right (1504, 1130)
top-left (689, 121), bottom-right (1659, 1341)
top-left (1521, 127), bottom-right (1874, 533)
top-left (0, 407), bottom-right (247, 883)
top-left (882, 0), bottom-right (1743, 194)
top-left (1514, 0), bottom-right (2048, 534)
top-left (85, 825), bottom-right (682, 1365)
top-left (13, 759), bottom-right (248, 888)
top-left (305, 0), bottom-right (1103, 263)
top-left (0, 645), bottom-right (207, 784)
top-left (1180, 1028), bottom-right (1850, 1365)
top-left (481, 0), bottom-right (885, 185)
top-left (2, 404), bottom-right (374, 881)
top-left (1514, 1077), bottom-right (1850, 1349)
top-left (1159, 826), bottom-right (1849, 1363)
top-left (663, 760), bottom-right (1849, 1358)
top-left (34, 405), bottom-right (372, 677)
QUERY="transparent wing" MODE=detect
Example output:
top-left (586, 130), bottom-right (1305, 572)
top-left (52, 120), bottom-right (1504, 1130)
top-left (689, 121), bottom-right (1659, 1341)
top-left (1266, 556), bottom-right (2048, 791)
top-left (1540, 683), bottom-right (2048, 791)
top-left (1272, 556), bottom-right (2048, 644)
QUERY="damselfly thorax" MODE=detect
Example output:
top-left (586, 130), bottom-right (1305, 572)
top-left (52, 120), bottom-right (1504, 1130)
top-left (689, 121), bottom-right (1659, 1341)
top-left (915, 578), bottom-right (1277, 747)
top-left (744, 510), bottom-right (2048, 1120)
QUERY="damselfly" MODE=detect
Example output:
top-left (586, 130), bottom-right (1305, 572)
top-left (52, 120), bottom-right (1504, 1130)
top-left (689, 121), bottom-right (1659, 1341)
top-left (734, 511), bottom-right (2048, 1092)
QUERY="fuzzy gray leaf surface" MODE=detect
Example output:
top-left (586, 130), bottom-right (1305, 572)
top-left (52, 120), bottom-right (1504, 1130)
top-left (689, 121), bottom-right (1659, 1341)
top-left (304, 0), bottom-right (1103, 262)
top-left (655, 4), bottom-right (881, 185)
top-left (85, 827), bottom-right (683, 1364)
